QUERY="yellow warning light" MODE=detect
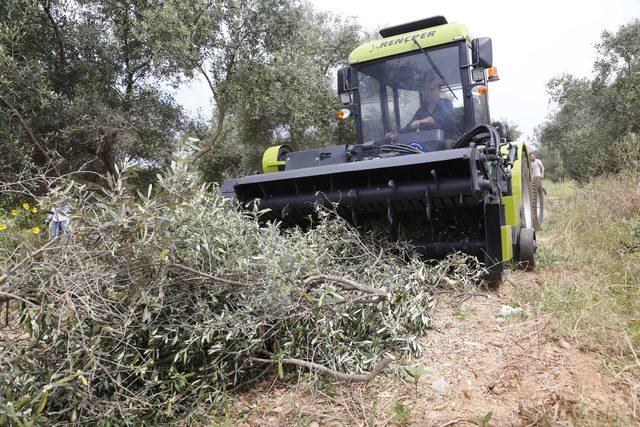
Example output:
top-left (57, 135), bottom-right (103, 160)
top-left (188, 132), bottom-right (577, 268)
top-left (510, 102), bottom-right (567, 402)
top-left (488, 66), bottom-right (500, 82)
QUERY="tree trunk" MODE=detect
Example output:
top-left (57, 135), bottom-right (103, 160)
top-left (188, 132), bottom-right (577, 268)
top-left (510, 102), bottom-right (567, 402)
top-left (101, 133), bottom-right (118, 178)
top-left (189, 65), bottom-right (229, 166)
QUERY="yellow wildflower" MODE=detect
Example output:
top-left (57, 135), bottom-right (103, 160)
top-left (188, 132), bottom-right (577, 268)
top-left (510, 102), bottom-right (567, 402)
top-left (22, 202), bottom-right (30, 210)
top-left (11, 209), bottom-right (19, 216)
top-left (32, 226), bottom-right (41, 235)
top-left (0, 223), bottom-right (6, 231)
top-left (32, 207), bottom-right (38, 214)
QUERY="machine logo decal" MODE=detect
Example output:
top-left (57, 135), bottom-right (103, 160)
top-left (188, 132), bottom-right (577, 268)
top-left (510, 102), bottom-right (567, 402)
top-left (368, 30), bottom-right (436, 53)
top-left (409, 142), bottom-right (425, 152)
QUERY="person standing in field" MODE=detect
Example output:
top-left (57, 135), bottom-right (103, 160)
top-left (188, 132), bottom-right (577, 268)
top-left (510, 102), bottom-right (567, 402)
top-left (530, 152), bottom-right (547, 196)
top-left (530, 152), bottom-right (544, 180)
top-left (48, 202), bottom-right (71, 237)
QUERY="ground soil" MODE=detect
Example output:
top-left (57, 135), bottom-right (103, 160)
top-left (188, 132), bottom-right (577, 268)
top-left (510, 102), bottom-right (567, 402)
top-left (230, 203), bottom-right (639, 426)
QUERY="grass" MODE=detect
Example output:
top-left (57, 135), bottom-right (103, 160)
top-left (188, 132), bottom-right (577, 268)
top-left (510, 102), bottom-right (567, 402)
top-left (543, 179), bottom-right (578, 199)
top-left (519, 171), bottom-right (640, 364)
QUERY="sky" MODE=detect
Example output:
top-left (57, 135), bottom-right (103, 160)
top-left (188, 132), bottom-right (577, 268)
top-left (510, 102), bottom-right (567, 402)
top-left (176, 0), bottom-right (640, 141)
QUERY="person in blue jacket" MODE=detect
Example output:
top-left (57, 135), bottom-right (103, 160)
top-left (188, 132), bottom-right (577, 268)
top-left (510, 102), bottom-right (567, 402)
top-left (401, 78), bottom-right (456, 139)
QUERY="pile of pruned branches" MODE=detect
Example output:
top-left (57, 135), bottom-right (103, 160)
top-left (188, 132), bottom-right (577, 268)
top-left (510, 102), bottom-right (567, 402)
top-left (0, 159), bottom-right (484, 424)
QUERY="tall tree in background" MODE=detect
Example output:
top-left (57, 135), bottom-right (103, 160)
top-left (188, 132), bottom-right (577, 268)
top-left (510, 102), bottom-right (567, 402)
top-left (226, 7), bottom-right (361, 175)
top-left (1, 0), bottom-right (362, 186)
top-left (141, 0), bottom-right (301, 165)
top-left (142, 0), bottom-right (362, 181)
top-left (537, 19), bottom-right (640, 182)
top-left (0, 0), bottom-right (184, 184)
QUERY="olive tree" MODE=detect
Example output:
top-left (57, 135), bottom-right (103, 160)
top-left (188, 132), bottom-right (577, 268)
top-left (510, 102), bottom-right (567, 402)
top-left (141, 0), bottom-right (362, 180)
top-left (0, 0), bottom-right (184, 184)
top-left (537, 19), bottom-right (640, 181)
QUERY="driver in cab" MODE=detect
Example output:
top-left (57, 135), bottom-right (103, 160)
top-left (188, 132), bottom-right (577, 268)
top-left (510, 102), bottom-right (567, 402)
top-left (386, 77), bottom-right (457, 143)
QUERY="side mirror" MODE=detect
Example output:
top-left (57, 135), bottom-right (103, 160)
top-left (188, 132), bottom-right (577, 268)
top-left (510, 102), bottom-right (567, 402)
top-left (472, 37), bottom-right (493, 68)
top-left (337, 66), bottom-right (354, 104)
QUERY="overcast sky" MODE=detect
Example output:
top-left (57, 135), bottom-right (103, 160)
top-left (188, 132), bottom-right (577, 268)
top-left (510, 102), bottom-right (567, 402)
top-left (176, 0), bottom-right (640, 141)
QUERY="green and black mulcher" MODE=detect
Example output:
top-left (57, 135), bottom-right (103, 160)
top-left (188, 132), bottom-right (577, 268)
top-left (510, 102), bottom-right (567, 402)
top-left (221, 16), bottom-right (542, 282)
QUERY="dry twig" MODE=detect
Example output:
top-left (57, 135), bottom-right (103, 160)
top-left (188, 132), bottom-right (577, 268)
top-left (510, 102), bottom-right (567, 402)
top-left (167, 262), bottom-right (249, 288)
top-left (303, 274), bottom-right (389, 299)
top-left (249, 356), bottom-right (392, 382)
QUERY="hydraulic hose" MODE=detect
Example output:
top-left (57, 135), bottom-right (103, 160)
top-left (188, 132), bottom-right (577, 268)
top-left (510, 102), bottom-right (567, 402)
top-left (453, 124), bottom-right (501, 152)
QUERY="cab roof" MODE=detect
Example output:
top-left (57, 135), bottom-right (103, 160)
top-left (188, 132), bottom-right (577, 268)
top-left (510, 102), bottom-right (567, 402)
top-left (348, 20), bottom-right (471, 65)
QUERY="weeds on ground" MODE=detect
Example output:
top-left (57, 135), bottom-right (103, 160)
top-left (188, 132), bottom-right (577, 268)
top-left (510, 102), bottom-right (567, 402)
top-left (453, 305), bottom-right (476, 319)
top-left (519, 170), bottom-right (640, 364)
top-left (544, 180), bottom-right (577, 199)
top-left (391, 401), bottom-right (411, 424)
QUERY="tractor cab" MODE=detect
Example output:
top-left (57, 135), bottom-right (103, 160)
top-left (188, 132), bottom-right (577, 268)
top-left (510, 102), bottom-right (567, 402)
top-left (338, 16), bottom-right (497, 152)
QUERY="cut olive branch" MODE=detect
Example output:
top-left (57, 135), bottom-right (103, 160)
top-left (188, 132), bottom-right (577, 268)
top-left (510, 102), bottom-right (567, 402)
top-left (249, 356), bottom-right (392, 382)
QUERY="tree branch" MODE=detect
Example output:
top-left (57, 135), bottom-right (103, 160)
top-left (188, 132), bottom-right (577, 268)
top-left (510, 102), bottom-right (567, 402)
top-left (249, 356), bottom-right (392, 382)
top-left (38, 0), bottom-right (68, 96)
top-left (303, 274), bottom-right (389, 299)
top-left (0, 290), bottom-right (38, 307)
top-left (100, 132), bottom-right (118, 178)
top-left (190, 64), bottom-right (227, 166)
top-left (167, 263), bottom-right (249, 288)
top-left (0, 94), bottom-right (61, 176)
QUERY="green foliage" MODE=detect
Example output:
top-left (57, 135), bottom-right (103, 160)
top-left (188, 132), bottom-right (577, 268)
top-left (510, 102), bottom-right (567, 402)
top-left (232, 8), bottom-right (361, 149)
top-left (189, 2), bottom-right (361, 181)
top-left (474, 411), bottom-right (493, 426)
top-left (537, 19), bottom-right (640, 182)
top-left (0, 0), bottom-right (362, 185)
top-left (392, 401), bottom-right (411, 423)
top-left (453, 305), bottom-right (476, 319)
top-left (138, 0), bottom-right (362, 182)
top-left (0, 0), bottom-right (185, 182)
top-left (534, 143), bottom-right (566, 182)
top-left (0, 154), bottom-right (483, 424)
top-left (402, 364), bottom-right (432, 390)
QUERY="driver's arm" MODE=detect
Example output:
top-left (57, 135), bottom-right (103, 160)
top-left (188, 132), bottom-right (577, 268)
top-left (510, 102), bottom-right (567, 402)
top-left (400, 107), bottom-right (426, 133)
top-left (437, 99), bottom-right (457, 139)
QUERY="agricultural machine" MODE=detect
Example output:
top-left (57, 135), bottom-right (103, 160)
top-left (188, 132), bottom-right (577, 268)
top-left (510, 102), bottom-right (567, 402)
top-left (221, 16), bottom-right (541, 282)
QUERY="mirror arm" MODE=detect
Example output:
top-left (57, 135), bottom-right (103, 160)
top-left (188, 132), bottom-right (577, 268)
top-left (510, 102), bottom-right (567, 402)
top-left (460, 61), bottom-right (479, 69)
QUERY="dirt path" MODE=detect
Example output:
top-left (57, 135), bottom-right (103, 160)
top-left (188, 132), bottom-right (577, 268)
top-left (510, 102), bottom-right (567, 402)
top-left (232, 273), bottom-right (633, 425)
top-left (231, 213), bottom-right (637, 425)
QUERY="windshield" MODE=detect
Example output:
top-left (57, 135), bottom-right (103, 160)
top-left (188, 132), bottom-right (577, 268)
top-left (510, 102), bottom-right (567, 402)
top-left (356, 45), bottom-right (464, 142)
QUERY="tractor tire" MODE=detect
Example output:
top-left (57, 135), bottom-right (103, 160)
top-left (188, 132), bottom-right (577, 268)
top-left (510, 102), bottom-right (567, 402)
top-left (520, 159), bottom-right (539, 231)
top-left (514, 159), bottom-right (538, 271)
top-left (518, 228), bottom-right (536, 270)
top-left (532, 176), bottom-right (544, 229)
